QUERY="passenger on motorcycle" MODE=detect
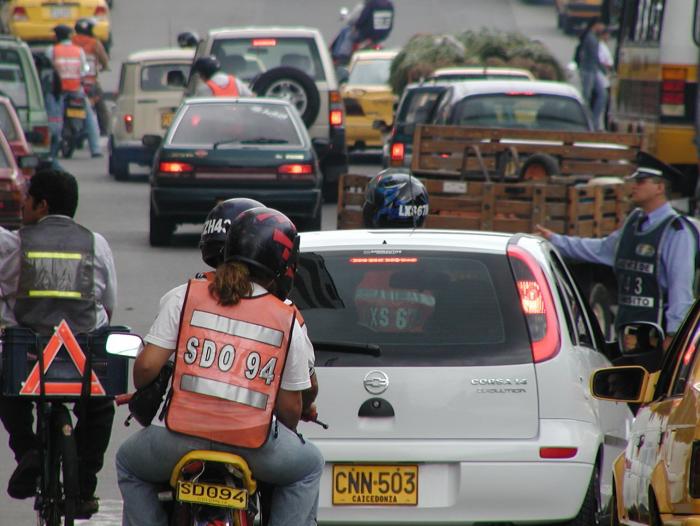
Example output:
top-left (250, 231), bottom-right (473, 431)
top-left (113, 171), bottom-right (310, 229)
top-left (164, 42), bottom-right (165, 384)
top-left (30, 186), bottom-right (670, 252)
top-left (116, 207), bottom-right (323, 526)
top-left (47, 24), bottom-right (102, 157)
top-left (353, 0), bottom-right (394, 47)
top-left (192, 55), bottom-right (252, 97)
top-left (0, 169), bottom-right (118, 518)
top-left (72, 18), bottom-right (110, 136)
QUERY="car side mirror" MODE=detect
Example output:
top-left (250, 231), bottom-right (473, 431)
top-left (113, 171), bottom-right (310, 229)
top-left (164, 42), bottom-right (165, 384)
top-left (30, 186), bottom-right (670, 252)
top-left (372, 119), bottom-right (391, 133)
top-left (590, 366), bottom-right (651, 403)
top-left (167, 70), bottom-right (186, 88)
top-left (106, 333), bottom-right (143, 358)
top-left (618, 322), bottom-right (665, 355)
top-left (142, 134), bottom-right (163, 150)
top-left (18, 154), bottom-right (39, 170)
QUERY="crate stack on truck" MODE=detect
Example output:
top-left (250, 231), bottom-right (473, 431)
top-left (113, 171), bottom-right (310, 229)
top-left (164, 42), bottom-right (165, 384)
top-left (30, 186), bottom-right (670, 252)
top-left (337, 124), bottom-right (644, 338)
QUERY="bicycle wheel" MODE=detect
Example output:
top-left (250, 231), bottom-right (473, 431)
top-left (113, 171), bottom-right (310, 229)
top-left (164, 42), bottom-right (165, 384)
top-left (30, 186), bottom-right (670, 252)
top-left (56, 405), bottom-right (78, 526)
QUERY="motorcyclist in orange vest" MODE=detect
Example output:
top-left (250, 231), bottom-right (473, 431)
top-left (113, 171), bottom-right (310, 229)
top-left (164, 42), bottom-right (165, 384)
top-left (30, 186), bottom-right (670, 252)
top-left (116, 207), bottom-right (323, 526)
top-left (72, 18), bottom-right (110, 135)
top-left (48, 24), bottom-right (102, 157)
top-left (192, 55), bottom-right (253, 97)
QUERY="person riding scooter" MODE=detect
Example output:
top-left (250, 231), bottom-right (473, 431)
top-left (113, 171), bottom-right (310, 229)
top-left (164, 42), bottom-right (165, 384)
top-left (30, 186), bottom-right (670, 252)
top-left (192, 56), bottom-right (252, 97)
top-left (72, 18), bottom-right (110, 136)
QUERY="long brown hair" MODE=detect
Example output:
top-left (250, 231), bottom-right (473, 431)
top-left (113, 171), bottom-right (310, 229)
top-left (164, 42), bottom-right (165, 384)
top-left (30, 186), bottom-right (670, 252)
top-left (209, 261), bottom-right (253, 306)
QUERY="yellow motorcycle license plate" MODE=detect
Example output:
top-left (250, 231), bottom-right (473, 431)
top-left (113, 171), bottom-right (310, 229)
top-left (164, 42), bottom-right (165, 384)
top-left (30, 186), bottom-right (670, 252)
top-left (161, 112), bottom-right (174, 129)
top-left (66, 108), bottom-right (86, 119)
top-left (332, 465), bottom-right (418, 505)
top-left (176, 481), bottom-right (248, 509)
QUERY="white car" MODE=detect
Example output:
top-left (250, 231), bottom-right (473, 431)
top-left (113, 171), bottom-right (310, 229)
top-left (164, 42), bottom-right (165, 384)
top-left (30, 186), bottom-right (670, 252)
top-left (293, 229), bottom-right (632, 524)
top-left (108, 47), bottom-right (194, 180)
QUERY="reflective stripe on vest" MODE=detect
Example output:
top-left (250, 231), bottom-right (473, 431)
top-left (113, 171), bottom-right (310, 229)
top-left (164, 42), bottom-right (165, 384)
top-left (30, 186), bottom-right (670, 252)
top-left (15, 216), bottom-right (96, 336)
top-left (53, 44), bottom-right (83, 92)
top-left (166, 279), bottom-right (295, 448)
top-left (206, 75), bottom-right (240, 97)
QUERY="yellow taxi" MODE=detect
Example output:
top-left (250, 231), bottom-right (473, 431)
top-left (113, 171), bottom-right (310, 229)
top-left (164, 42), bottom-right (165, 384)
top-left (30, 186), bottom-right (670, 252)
top-left (340, 49), bottom-right (398, 152)
top-left (1, 0), bottom-right (111, 49)
top-left (591, 300), bottom-right (700, 526)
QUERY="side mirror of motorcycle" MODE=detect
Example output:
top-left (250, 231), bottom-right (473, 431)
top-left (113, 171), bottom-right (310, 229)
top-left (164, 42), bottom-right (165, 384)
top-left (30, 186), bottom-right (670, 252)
top-left (106, 333), bottom-right (143, 358)
top-left (142, 134), bottom-right (163, 150)
top-left (167, 70), bottom-right (186, 88)
top-left (18, 154), bottom-right (39, 169)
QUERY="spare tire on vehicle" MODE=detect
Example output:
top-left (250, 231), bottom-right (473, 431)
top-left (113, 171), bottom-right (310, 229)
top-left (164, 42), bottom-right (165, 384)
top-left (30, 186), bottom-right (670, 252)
top-left (251, 66), bottom-right (321, 128)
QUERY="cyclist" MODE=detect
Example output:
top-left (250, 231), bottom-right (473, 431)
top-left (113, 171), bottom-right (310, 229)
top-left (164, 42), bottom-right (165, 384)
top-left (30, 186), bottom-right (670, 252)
top-left (192, 55), bottom-right (252, 97)
top-left (116, 207), bottom-right (322, 526)
top-left (72, 18), bottom-right (110, 135)
top-left (0, 169), bottom-right (118, 518)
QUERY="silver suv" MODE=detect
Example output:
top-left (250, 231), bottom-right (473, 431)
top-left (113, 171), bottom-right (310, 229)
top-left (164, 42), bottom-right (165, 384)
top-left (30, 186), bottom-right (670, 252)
top-left (185, 27), bottom-right (348, 200)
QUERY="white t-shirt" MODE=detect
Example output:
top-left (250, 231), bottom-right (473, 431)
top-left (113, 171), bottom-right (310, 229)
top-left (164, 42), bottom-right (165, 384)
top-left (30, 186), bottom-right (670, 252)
top-left (144, 282), bottom-right (313, 391)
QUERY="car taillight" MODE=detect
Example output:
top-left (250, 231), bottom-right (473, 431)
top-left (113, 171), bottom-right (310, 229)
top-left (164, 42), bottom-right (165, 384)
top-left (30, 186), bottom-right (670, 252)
top-left (539, 447), bottom-right (577, 459)
top-left (277, 163), bottom-right (314, 180)
top-left (390, 142), bottom-right (405, 164)
top-left (343, 98), bottom-right (364, 116)
top-left (124, 114), bottom-right (133, 134)
top-left (94, 5), bottom-right (108, 16)
top-left (31, 125), bottom-right (50, 147)
top-left (690, 442), bottom-right (700, 498)
top-left (661, 67), bottom-right (687, 118)
top-left (158, 161), bottom-right (193, 174)
top-left (507, 245), bottom-right (560, 363)
top-left (12, 7), bottom-right (28, 21)
top-left (329, 91), bottom-right (344, 127)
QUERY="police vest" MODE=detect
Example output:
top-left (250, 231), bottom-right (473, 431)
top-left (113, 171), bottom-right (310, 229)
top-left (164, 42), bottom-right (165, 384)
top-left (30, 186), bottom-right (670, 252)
top-left (614, 209), bottom-right (678, 329)
top-left (206, 75), bottom-right (240, 97)
top-left (15, 216), bottom-right (96, 336)
top-left (53, 44), bottom-right (83, 92)
top-left (166, 279), bottom-right (296, 448)
top-left (71, 34), bottom-right (98, 79)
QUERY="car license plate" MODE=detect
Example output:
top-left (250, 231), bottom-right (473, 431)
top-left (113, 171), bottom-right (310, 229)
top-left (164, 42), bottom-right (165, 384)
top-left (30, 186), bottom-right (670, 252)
top-left (332, 465), bottom-right (418, 506)
top-left (51, 6), bottom-right (71, 18)
top-left (161, 112), bottom-right (174, 129)
top-left (65, 108), bottom-right (86, 119)
top-left (176, 481), bottom-right (248, 509)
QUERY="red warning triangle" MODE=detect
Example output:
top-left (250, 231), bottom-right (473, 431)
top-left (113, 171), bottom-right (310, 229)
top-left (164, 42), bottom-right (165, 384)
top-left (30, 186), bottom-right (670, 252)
top-left (20, 320), bottom-right (106, 396)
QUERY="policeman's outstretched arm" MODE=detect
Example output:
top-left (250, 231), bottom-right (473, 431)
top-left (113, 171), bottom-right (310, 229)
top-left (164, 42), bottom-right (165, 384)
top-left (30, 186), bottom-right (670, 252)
top-left (134, 343), bottom-right (174, 389)
top-left (276, 388), bottom-right (302, 431)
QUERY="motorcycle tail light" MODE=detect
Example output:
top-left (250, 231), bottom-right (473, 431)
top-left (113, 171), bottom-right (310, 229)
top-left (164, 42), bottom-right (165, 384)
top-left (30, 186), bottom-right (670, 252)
top-left (507, 245), bottom-right (560, 363)
top-left (159, 161), bottom-right (193, 174)
top-left (124, 114), bottom-right (133, 134)
top-left (94, 5), bottom-right (108, 17)
top-left (690, 442), bottom-right (700, 498)
top-left (12, 7), bottom-right (28, 21)
top-left (390, 142), bottom-right (405, 164)
top-left (539, 447), bottom-right (577, 459)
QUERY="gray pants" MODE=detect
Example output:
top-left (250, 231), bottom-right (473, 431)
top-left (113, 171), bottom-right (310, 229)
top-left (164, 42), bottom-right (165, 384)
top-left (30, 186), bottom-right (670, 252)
top-left (116, 422), bottom-right (323, 526)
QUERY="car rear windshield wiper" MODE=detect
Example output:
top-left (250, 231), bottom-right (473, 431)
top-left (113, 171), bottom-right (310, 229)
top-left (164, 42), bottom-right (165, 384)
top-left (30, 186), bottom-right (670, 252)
top-left (239, 138), bottom-right (289, 144)
top-left (311, 340), bottom-right (381, 357)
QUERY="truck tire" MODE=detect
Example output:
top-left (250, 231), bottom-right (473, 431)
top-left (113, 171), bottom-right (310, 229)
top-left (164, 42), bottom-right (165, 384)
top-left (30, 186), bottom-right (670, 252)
top-left (589, 283), bottom-right (614, 341)
top-left (251, 67), bottom-right (320, 128)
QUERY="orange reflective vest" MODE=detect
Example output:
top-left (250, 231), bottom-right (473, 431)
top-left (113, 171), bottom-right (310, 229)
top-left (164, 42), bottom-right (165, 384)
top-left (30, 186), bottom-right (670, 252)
top-left (206, 75), bottom-right (240, 97)
top-left (71, 34), bottom-right (98, 79)
top-left (166, 279), bottom-right (296, 448)
top-left (53, 44), bottom-right (83, 92)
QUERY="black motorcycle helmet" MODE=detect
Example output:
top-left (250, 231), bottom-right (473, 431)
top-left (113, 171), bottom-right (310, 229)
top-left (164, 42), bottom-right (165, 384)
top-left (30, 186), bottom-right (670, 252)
top-left (192, 56), bottom-right (220, 80)
top-left (362, 169), bottom-right (429, 228)
top-left (177, 31), bottom-right (200, 48)
top-left (74, 18), bottom-right (95, 36)
top-left (224, 207), bottom-right (300, 299)
top-left (199, 197), bottom-right (264, 268)
top-left (53, 24), bottom-right (73, 41)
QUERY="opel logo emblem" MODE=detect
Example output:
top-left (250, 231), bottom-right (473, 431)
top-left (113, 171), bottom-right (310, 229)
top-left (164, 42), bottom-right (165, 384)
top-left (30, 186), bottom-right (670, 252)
top-left (363, 370), bottom-right (389, 395)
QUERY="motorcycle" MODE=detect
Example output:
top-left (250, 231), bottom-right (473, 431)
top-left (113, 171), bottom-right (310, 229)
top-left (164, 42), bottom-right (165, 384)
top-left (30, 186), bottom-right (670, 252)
top-left (330, 4), bottom-right (391, 67)
top-left (60, 92), bottom-right (88, 159)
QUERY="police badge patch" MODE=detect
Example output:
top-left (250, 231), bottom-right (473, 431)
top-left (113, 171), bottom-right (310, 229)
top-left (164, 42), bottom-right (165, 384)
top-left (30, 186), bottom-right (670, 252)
top-left (635, 243), bottom-right (656, 257)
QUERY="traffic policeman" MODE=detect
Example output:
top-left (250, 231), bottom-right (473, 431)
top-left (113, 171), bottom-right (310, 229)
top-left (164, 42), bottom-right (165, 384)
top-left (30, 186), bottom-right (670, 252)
top-left (0, 169), bottom-right (118, 518)
top-left (536, 153), bottom-right (697, 348)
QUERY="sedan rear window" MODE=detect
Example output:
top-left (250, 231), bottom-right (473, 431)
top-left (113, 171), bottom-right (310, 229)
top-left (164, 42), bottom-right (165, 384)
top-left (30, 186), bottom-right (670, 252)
top-left (450, 94), bottom-right (590, 131)
top-left (140, 63), bottom-right (190, 91)
top-left (0, 105), bottom-right (19, 141)
top-left (170, 103), bottom-right (303, 146)
top-left (290, 250), bottom-right (533, 367)
top-left (210, 37), bottom-right (325, 81)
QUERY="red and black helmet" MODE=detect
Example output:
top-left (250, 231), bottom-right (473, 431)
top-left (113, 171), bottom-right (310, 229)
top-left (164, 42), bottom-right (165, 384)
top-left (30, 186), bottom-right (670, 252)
top-left (199, 198), bottom-right (264, 268)
top-left (224, 207), bottom-right (299, 299)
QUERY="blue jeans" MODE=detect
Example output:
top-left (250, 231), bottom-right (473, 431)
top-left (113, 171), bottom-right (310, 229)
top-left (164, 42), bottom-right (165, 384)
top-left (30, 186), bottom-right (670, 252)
top-left (62, 90), bottom-right (101, 155)
top-left (116, 421), bottom-right (323, 526)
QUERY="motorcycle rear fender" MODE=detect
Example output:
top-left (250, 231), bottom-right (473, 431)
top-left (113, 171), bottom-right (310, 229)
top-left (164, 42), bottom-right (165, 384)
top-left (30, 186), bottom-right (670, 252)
top-left (169, 450), bottom-right (257, 494)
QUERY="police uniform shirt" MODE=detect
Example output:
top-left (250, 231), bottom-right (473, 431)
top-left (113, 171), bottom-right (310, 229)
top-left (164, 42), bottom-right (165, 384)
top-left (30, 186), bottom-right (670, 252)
top-left (144, 282), bottom-right (314, 428)
top-left (0, 218), bottom-right (117, 328)
top-left (549, 202), bottom-right (696, 333)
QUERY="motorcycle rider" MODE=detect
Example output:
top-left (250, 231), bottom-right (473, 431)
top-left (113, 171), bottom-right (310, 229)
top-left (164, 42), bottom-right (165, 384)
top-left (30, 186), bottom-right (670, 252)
top-left (72, 17), bottom-right (110, 135)
top-left (192, 55), bottom-right (252, 97)
top-left (47, 24), bottom-right (102, 158)
top-left (0, 169), bottom-right (118, 518)
top-left (116, 207), bottom-right (323, 526)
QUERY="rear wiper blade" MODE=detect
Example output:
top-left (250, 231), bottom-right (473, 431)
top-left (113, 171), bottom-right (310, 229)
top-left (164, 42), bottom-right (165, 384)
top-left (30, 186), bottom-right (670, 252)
top-left (212, 139), bottom-right (240, 149)
top-left (311, 340), bottom-right (381, 356)
top-left (239, 138), bottom-right (289, 144)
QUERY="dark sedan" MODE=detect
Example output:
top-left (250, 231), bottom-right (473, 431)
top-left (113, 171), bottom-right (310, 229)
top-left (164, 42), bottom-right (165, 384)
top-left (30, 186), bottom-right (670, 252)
top-left (148, 97), bottom-right (323, 246)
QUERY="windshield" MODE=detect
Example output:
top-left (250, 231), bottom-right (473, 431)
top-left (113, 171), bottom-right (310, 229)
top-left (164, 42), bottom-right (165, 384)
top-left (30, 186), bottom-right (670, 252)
top-left (210, 37), bottom-right (325, 81)
top-left (395, 87), bottom-right (445, 136)
top-left (0, 105), bottom-right (19, 141)
top-left (170, 103), bottom-right (303, 146)
top-left (141, 63), bottom-right (191, 91)
top-left (347, 59), bottom-right (393, 85)
top-left (289, 250), bottom-right (532, 367)
top-left (0, 50), bottom-right (28, 109)
top-left (449, 93), bottom-right (590, 131)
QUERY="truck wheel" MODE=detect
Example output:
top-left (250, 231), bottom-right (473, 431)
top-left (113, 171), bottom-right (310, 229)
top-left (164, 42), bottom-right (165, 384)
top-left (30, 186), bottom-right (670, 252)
top-left (589, 283), bottom-right (614, 341)
top-left (251, 67), bottom-right (320, 128)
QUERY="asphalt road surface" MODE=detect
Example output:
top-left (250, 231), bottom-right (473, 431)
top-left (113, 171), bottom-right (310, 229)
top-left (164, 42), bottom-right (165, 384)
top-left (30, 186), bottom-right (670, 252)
top-left (0, 0), bottom-right (578, 523)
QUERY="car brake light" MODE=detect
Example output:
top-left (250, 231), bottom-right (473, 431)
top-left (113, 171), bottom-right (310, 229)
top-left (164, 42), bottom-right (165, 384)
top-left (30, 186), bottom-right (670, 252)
top-left (31, 125), bottom-right (50, 147)
top-left (661, 67), bottom-right (687, 117)
top-left (508, 245), bottom-right (560, 363)
top-left (12, 7), bottom-right (28, 21)
top-left (252, 39), bottom-right (276, 47)
top-left (277, 163), bottom-right (314, 180)
top-left (94, 5), bottom-right (108, 16)
top-left (539, 447), bottom-right (577, 459)
top-left (159, 161), bottom-right (193, 174)
top-left (124, 114), bottom-right (133, 134)
top-left (507, 91), bottom-right (535, 96)
top-left (690, 442), bottom-right (700, 497)
top-left (329, 91), bottom-right (344, 128)
top-left (330, 110), bottom-right (343, 126)
top-left (390, 142), bottom-right (405, 163)
top-left (349, 257), bottom-right (418, 264)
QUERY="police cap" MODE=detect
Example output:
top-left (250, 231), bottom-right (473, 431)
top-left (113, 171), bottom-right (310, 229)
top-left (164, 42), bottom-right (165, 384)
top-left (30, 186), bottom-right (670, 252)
top-left (627, 151), bottom-right (683, 184)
